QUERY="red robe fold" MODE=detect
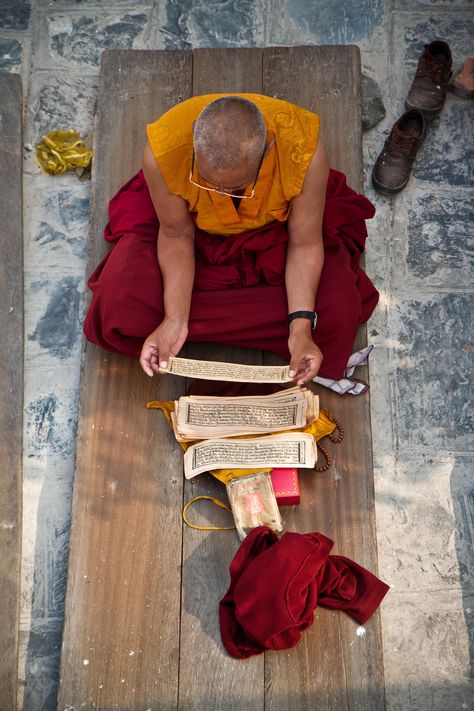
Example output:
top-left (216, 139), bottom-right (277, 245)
top-left (219, 526), bottom-right (389, 659)
top-left (84, 169), bottom-right (378, 380)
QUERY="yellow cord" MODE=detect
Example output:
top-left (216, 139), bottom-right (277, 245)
top-left (182, 495), bottom-right (235, 531)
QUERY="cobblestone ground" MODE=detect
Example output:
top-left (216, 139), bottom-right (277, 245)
top-left (1, 1), bottom-right (472, 709)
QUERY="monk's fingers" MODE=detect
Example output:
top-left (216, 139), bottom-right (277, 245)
top-left (150, 352), bottom-right (161, 374)
top-left (289, 357), bottom-right (309, 384)
top-left (289, 355), bottom-right (303, 378)
top-left (147, 338), bottom-right (172, 370)
top-left (140, 343), bottom-right (160, 377)
top-left (296, 355), bottom-right (320, 385)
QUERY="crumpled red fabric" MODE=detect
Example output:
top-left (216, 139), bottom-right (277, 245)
top-left (219, 526), bottom-right (389, 659)
top-left (84, 169), bottom-right (379, 380)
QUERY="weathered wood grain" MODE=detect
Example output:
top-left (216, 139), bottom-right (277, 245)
top-left (263, 45), bottom-right (363, 189)
top-left (193, 47), bottom-right (263, 96)
top-left (263, 46), bottom-right (385, 711)
top-left (58, 51), bottom-right (192, 710)
top-left (0, 71), bottom-right (23, 711)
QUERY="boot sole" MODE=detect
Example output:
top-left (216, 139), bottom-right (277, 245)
top-left (371, 172), bottom-right (409, 195)
top-left (405, 98), bottom-right (443, 117)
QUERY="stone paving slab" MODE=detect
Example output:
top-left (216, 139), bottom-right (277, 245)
top-left (27, 72), bottom-right (98, 142)
top-left (0, 37), bottom-right (23, 70)
top-left (34, 8), bottom-right (152, 71)
top-left (394, 0), bottom-right (473, 7)
top-left (24, 379), bottom-right (81, 463)
top-left (390, 292), bottom-right (473, 451)
top-left (38, 0), bottom-right (151, 5)
top-left (381, 588), bottom-right (473, 711)
top-left (25, 272), bottom-right (85, 364)
top-left (25, 178), bottom-right (90, 272)
top-left (268, 0), bottom-right (388, 47)
top-left (0, 0), bottom-right (31, 30)
top-left (392, 186), bottom-right (474, 291)
top-left (152, 0), bottom-right (265, 50)
top-left (375, 452), bottom-right (473, 591)
top-left (20, 480), bottom-right (72, 711)
top-left (412, 100), bottom-right (473, 187)
top-left (18, 619), bottom-right (63, 711)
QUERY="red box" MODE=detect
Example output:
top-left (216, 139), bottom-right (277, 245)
top-left (270, 468), bottom-right (300, 506)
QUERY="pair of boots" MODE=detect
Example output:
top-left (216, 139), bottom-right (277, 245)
top-left (372, 40), bottom-right (452, 195)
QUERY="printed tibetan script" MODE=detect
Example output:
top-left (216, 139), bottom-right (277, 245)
top-left (173, 387), bottom-right (318, 440)
top-left (160, 356), bottom-right (291, 383)
top-left (184, 433), bottom-right (317, 479)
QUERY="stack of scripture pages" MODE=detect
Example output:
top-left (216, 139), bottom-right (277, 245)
top-left (173, 387), bottom-right (318, 441)
top-left (170, 387), bottom-right (319, 479)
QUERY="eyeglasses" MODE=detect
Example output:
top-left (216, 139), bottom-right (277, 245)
top-left (189, 148), bottom-right (265, 199)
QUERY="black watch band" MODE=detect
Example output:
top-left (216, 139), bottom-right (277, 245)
top-left (288, 310), bottom-right (317, 330)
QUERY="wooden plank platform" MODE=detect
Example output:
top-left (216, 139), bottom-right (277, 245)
top-left (58, 48), bottom-right (385, 711)
top-left (0, 72), bottom-right (23, 709)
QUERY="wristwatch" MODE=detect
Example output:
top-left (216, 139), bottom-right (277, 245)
top-left (288, 310), bottom-right (318, 330)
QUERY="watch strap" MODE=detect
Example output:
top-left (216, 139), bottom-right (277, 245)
top-left (288, 310), bottom-right (317, 329)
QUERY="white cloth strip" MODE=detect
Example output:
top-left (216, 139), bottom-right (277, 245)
top-left (313, 346), bottom-right (373, 395)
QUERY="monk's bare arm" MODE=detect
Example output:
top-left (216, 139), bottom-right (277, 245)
top-left (139, 142), bottom-right (195, 375)
top-left (285, 141), bottom-right (329, 382)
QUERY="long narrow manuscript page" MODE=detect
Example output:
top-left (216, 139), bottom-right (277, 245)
top-left (160, 356), bottom-right (291, 383)
top-left (184, 433), bottom-right (317, 479)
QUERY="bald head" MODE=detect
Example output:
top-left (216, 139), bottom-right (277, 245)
top-left (193, 96), bottom-right (267, 171)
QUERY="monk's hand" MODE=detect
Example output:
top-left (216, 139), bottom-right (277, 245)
top-left (139, 318), bottom-right (189, 377)
top-left (288, 323), bottom-right (323, 385)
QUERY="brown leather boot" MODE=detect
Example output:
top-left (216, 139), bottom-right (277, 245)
top-left (372, 110), bottom-right (426, 194)
top-left (406, 40), bottom-right (452, 115)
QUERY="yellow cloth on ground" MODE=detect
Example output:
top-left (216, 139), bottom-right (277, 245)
top-left (35, 129), bottom-right (92, 175)
top-left (146, 400), bottom-right (336, 483)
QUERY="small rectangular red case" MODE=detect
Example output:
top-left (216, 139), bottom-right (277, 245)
top-left (270, 468), bottom-right (300, 505)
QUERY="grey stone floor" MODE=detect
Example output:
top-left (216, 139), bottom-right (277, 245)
top-left (1, 1), bottom-right (473, 709)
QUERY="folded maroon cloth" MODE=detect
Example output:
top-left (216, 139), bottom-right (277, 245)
top-left (219, 526), bottom-right (389, 659)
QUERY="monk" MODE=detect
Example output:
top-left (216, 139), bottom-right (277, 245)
top-left (84, 94), bottom-right (378, 391)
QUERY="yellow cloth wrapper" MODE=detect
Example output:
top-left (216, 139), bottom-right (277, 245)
top-left (145, 400), bottom-right (337, 483)
top-left (35, 129), bottom-right (93, 175)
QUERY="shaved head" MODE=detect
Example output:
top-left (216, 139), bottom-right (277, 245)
top-left (193, 96), bottom-right (267, 171)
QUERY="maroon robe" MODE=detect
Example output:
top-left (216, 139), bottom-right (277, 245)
top-left (84, 169), bottom-right (378, 380)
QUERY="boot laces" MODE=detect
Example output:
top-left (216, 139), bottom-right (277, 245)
top-left (416, 52), bottom-right (447, 83)
top-left (387, 129), bottom-right (418, 155)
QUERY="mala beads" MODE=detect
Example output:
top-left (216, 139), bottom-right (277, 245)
top-left (315, 408), bottom-right (344, 472)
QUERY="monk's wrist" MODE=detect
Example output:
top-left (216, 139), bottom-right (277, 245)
top-left (288, 318), bottom-right (313, 334)
top-left (163, 313), bottom-right (188, 327)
